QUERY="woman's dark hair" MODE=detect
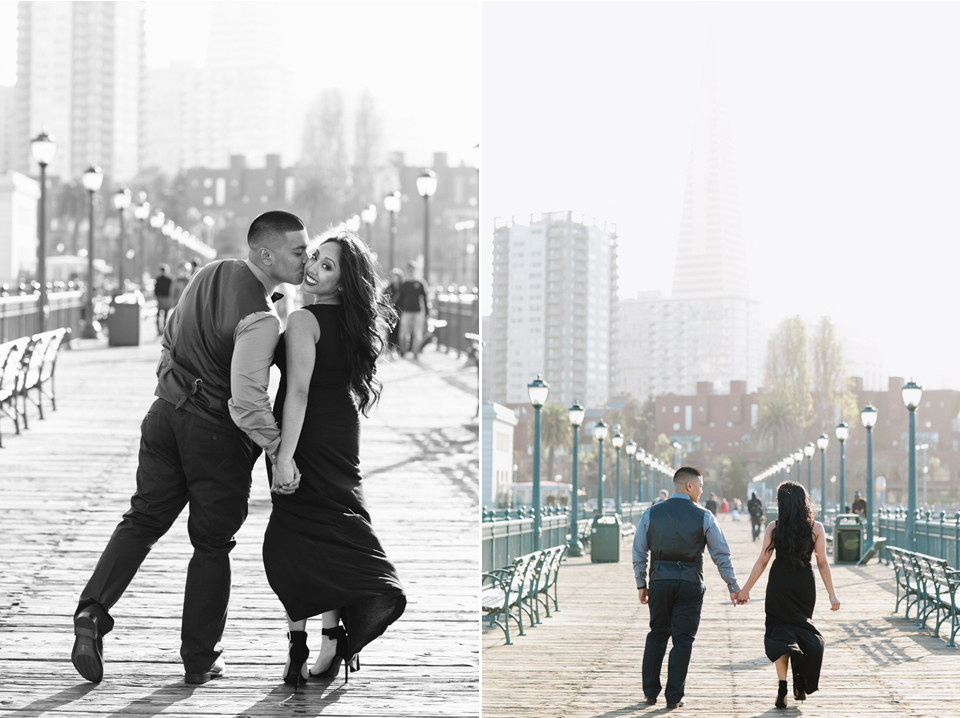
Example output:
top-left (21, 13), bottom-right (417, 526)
top-left (320, 231), bottom-right (398, 416)
top-left (766, 480), bottom-right (816, 569)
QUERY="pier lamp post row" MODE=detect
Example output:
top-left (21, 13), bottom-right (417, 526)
top-left (81, 165), bottom-right (104, 339)
top-left (902, 380), bottom-right (923, 548)
top-left (804, 443), bottom-right (815, 495)
top-left (612, 429), bottom-right (624, 515)
top-left (527, 375), bottom-right (549, 552)
top-left (568, 401), bottom-right (585, 557)
top-left (594, 420), bottom-right (608, 516)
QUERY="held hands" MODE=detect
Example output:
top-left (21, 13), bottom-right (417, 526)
top-left (829, 593), bottom-right (841, 611)
top-left (730, 589), bottom-right (742, 606)
top-left (737, 588), bottom-right (750, 605)
top-left (271, 456), bottom-right (301, 495)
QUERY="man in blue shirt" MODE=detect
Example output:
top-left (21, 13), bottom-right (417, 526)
top-left (632, 466), bottom-right (741, 708)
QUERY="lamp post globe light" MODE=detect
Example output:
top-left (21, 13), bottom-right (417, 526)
top-left (567, 401), bottom-right (585, 557)
top-left (804, 443), bottom-right (815, 495)
top-left (415, 169), bottom-right (438, 285)
top-left (30, 129), bottom-right (57, 332)
top-left (383, 191), bottom-right (401, 271)
top-left (81, 166), bottom-right (104, 338)
top-left (860, 403), bottom-right (878, 549)
top-left (594, 419), bottom-right (608, 516)
top-left (346, 214), bottom-right (361, 234)
top-left (612, 429), bottom-right (624, 516)
top-left (902, 380), bottom-right (923, 547)
top-left (527, 374), bottom-right (549, 551)
top-left (626, 440), bottom-right (637, 511)
top-left (112, 188), bottom-right (132, 293)
top-left (816, 434), bottom-right (829, 509)
top-left (793, 449), bottom-right (803, 483)
top-left (835, 422), bottom-right (849, 512)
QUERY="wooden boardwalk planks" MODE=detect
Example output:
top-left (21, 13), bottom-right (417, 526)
top-left (482, 516), bottom-right (960, 717)
top-left (0, 333), bottom-right (479, 717)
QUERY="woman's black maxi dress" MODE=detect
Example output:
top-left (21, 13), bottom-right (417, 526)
top-left (764, 524), bottom-right (824, 694)
top-left (263, 303), bottom-right (406, 658)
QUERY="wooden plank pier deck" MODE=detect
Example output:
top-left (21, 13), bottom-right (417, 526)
top-left (482, 516), bottom-right (960, 717)
top-left (0, 327), bottom-right (479, 717)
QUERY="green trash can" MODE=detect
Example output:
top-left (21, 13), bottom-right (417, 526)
top-left (108, 292), bottom-right (143, 347)
top-left (834, 513), bottom-right (864, 564)
top-left (591, 514), bottom-right (621, 563)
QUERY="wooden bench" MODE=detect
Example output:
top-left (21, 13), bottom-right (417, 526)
top-left (482, 546), bottom-right (568, 645)
top-left (0, 337), bottom-right (31, 446)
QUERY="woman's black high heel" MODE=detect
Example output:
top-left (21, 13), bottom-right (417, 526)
top-left (793, 675), bottom-right (806, 702)
top-left (775, 680), bottom-right (788, 709)
top-left (310, 626), bottom-right (346, 679)
top-left (283, 631), bottom-right (309, 688)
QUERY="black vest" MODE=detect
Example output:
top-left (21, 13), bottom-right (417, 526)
top-left (154, 260), bottom-right (271, 428)
top-left (647, 497), bottom-right (707, 584)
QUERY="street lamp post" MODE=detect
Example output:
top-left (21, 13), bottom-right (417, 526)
top-left (113, 188), bottom-right (131, 293)
top-left (133, 197), bottom-right (150, 287)
top-left (612, 429), bottom-right (624, 516)
top-left (836, 422), bottom-right (849, 512)
top-left (528, 375), bottom-right (549, 551)
top-left (150, 211), bottom-right (164, 264)
top-left (81, 166), bottom-right (104, 338)
top-left (672, 441), bottom-right (682, 470)
top-left (30, 129), bottom-right (57, 333)
top-left (360, 203), bottom-right (377, 246)
top-left (902, 380), bottom-right (923, 548)
top-left (861, 403), bottom-right (878, 549)
top-left (817, 434), bottom-right (828, 509)
top-left (383, 191), bottom-right (401, 271)
top-left (637, 450), bottom-right (646, 503)
top-left (594, 420), bottom-right (608, 516)
top-left (793, 449), bottom-right (803, 483)
top-left (804, 443), bottom-right (815, 495)
top-left (626, 440), bottom-right (637, 510)
top-left (416, 169), bottom-right (438, 286)
top-left (568, 401), bottom-right (585, 557)
top-left (920, 442), bottom-right (929, 505)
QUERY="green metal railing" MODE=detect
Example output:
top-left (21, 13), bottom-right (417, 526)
top-left (481, 503), bottom-right (651, 573)
top-left (878, 507), bottom-right (960, 569)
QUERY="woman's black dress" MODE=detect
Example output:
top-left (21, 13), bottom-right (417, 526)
top-left (764, 525), bottom-right (824, 694)
top-left (263, 303), bottom-right (406, 657)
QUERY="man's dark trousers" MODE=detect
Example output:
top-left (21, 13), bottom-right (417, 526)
top-left (76, 399), bottom-right (260, 673)
top-left (642, 578), bottom-right (706, 704)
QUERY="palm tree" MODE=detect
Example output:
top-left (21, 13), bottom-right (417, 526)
top-left (537, 403), bottom-right (571, 485)
top-left (754, 394), bottom-right (802, 457)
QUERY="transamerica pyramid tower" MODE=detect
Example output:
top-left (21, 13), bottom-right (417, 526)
top-left (671, 46), bottom-right (750, 300)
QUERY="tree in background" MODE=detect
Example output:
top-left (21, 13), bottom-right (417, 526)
top-left (533, 403), bottom-right (572, 485)
top-left (712, 453), bottom-right (751, 501)
top-left (811, 316), bottom-right (858, 433)
top-left (297, 89), bottom-right (350, 230)
top-left (756, 316), bottom-right (811, 455)
top-left (351, 89), bottom-right (383, 215)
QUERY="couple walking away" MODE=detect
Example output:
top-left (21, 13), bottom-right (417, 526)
top-left (632, 469), bottom-right (841, 709)
top-left (70, 211), bottom-right (406, 687)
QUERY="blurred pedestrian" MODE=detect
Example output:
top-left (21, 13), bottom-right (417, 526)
top-left (154, 264), bottom-right (173, 333)
top-left (706, 493), bottom-right (718, 516)
top-left (386, 268), bottom-right (404, 355)
top-left (851, 491), bottom-right (866, 517)
top-left (655, 489), bottom-right (669, 504)
top-left (171, 261), bottom-right (192, 305)
top-left (748, 492), bottom-right (764, 541)
top-left (731, 497), bottom-right (742, 521)
top-left (397, 261), bottom-right (427, 358)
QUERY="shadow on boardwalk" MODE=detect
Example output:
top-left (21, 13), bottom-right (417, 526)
top-left (483, 516), bottom-right (960, 717)
top-left (0, 330), bottom-right (479, 718)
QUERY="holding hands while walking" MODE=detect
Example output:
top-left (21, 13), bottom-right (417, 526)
top-left (271, 456), bottom-right (301, 495)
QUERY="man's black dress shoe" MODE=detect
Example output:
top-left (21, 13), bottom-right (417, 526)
top-left (185, 657), bottom-right (225, 684)
top-left (644, 696), bottom-right (657, 705)
top-left (666, 700), bottom-right (685, 709)
top-left (71, 611), bottom-right (104, 683)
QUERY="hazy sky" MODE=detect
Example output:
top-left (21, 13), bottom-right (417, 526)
top-left (483, 2), bottom-right (960, 390)
top-left (0, 1), bottom-right (479, 166)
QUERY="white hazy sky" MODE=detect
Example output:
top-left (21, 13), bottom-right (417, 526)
top-left (0, 1), bottom-right (479, 166)
top-left (483, 2), bottom-right (960, 390)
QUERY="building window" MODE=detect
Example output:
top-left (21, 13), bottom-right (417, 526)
top-left (673, 405), bottom-right (679, 413)
top-left (203, 177), bottom-right (213, 188)
top-left (203, 196), bottom-right (213, 206)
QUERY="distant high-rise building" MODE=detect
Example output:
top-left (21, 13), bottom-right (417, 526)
top-left (617, 47), bottom-right (761, 399)
top-left (0, 85), bottom-right (13, 173)
top-left (143, 4), bottom-right (301, 176)
top-left (485, 211), bottom-right (618, 409)
top-left (13, 1), bottom-right (145, 182)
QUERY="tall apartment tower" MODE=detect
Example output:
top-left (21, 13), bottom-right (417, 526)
top-left (144, 4), bottom-right (301, 175)
top-left (618, 48), bottom-right (761, 401)
top-left (485, 211), bottom-right (618, 409)
top-left (13, 1), bottom-right (145, 182)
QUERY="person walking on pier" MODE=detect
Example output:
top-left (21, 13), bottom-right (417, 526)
top-left (748, 491), bottom-right (764, 541)
top-left (736, 480), bottom-right (841, 709)
top-left (632, 466), bottom-right (741, 709)
top-left (263, 231), bottom-right (406, 687)
top-left (70, 210), bottom-right (310, 685)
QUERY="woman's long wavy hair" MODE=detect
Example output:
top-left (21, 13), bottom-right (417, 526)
top-left (765, 480), bottom-right (816, 570)
top-left (319, 231), bottom-right (397, 416)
